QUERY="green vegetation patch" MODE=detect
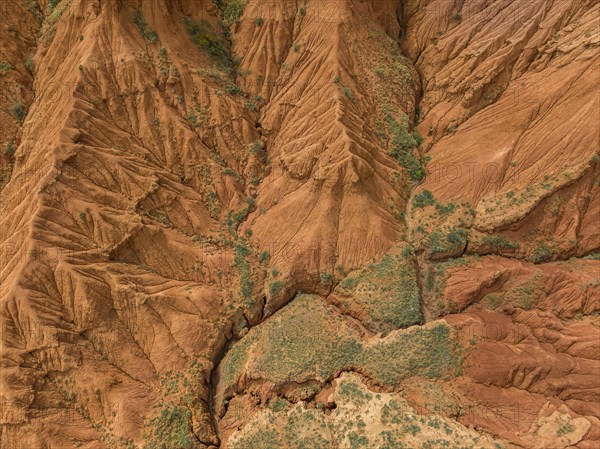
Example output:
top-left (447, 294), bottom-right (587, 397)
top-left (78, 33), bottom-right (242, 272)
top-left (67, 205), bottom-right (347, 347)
top-left (531, 240), bottom-right (553, 263)
top-left (335, 254), bottom-right (421, 332)
top-left (0, 61), bottom-right (11, 74)
top-left (220, 0), bottom-right (248, 27)
top-left (218, 295), bottom-right (462, 395)
top-left (481, 235), bottom-right (519, 251)
top-left (234, 242), bottom-right (253, 300)
top-left (385, 113), bottom-right (424, 181)
top-left (133, 10), bottom-right (159, 43)
top-left (143, 406), bottom-right (194, 449)
top-left (227, 374), bottom-right (504, 449)
top-left (427, 227), bottom-right (468, 257)
top-left (184, 18), bottom-right (233, 70)
top-left (230, 402), bottom-right (330, 449)
top-left (40, 0), bottom-right (71, 43)
top-left (10, 102), bottom-right (26, 123)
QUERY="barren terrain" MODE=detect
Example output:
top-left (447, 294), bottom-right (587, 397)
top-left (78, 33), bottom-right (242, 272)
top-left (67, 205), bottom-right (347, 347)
top-left (1, 1), bottom-right (598, 448)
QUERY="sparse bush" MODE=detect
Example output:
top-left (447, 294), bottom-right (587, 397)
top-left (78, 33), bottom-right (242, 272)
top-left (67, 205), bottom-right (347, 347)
top-left (234, 243), bottom-right (253, 299)
top-left (157, 47), bottom-right (169, 74)
top-left (143, 406), bottom-right (194, 449)
top-left (4, 142), bottom-right (16, 158)
top-left (482, 235), bottom-right (519, 251)
top-left (185, 18), bottom-right (232, 69)
top-left (255, 17), bottom-right (264, 26)
top-left (0, 61), bottom-right (11, 74)
top-left (249, 140), bottom-right (264, 155)
top-left (320, 272), bottom-right (332, 283)
top-left (10, 102), bottom-right (26, 122)
top-left (385, 114), bottom-right (425, 181)
top-left (341, 85), bottom-right (354, 99)
top-left (25, 55), bottom-right (34, 73)
top-left (557, 422), bottom-right (574, 436)
top-left (133, 10), bottom-right (158, 43)
top-left (222, 0), bottom-right (247, 27)
top-left (259, 251), bottom-right (270, 264)
top-left (453, 11), bottom-right (462, 22)
top-left (40, 0), bottom-right (69, 42)
top-left (244, 98), bottom-right (257, 111)
top-left (269, 280), bottom-right (283, 297)
top-left (428, 227), bottom-right (467, 256)
top-left (532, 242), bottom-right (553, 263)
top-left (413, 190), bottom-right (435, 208)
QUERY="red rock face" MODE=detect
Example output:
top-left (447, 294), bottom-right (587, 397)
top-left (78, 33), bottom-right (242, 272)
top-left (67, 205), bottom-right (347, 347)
top-left (0, 1), bottom-right (598, 448)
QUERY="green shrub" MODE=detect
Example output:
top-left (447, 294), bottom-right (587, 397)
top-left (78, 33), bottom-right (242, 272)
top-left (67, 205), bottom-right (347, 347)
top-left (259, 251), bottom-right (270, 263)
top-left (185, 18), bottom-right (232, 68)
top-left (143, 406), bottom-right (194, 449)
top-left (320, 272), bottom-right (332, 283)
top-left (428, 227), bottom-right (467, 255)
top-left (10, 102), bottom-right (26, 122)
top-left (532, 242), bottom-right (553, 263)
top-left (133, 10), bottom-right (158, 43)
top-left (39, 0), bottom-right (69, 42)
top-left (250, 141), bottom-right (264, 155)
top-left (413, 190), bottom-right (435, 208)
top-left (0, 61), bottom-right (11, 74)
top-left (453, 11), bottom-right (462, 22)
top-left (482, 235), bottom-right (519, 251)
top-left (4, 142), bottom-right (16, 158)
top-left (341, 85), bottom-right (354, 99)
top-left (385, 114), bottom-right (424, 181)
top-left (234, 243), bottom-right (253, 299)
top-left (557, 422), bottom-right (574, 436)
top-left (157, 47), bottom-right (169, 74)
top-left (269, 280), bottom-right (283, 297)
top-left (222, 0), bottom-right (247, 27)
top-left (255, 17), bottom-right (264, 26)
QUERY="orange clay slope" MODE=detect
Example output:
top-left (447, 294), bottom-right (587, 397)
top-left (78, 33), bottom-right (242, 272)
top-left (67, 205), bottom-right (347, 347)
top-left (0, 1), bottom-right (599, 448)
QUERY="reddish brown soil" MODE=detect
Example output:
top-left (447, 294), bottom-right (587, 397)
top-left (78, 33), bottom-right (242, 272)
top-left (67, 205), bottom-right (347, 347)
top-left (1, 1), bottom-right (598, 448)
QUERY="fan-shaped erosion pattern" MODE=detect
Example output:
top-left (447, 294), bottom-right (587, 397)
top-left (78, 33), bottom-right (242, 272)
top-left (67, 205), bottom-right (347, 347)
top-left (0, 0), bottom-right (598, 448)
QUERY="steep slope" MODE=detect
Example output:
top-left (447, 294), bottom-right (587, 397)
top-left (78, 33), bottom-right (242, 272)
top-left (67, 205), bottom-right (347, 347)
top-left (0, 1), bottom-right (598, 449)
top-left (233, 0), bottom-right (423, 308)
top-left (403, 0), bottom-right (599, 260)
